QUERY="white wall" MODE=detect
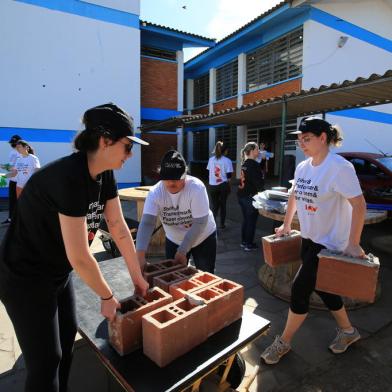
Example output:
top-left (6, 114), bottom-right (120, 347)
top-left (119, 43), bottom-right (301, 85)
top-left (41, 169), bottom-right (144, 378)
top-left (301, 1), bottom-right (392, 155)
top-left (0, 0), bottom-right (141, 183)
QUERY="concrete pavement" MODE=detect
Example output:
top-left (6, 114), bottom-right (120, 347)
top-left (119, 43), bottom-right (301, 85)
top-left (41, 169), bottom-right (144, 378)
top-left (0, 187), bottom-right (392, 391)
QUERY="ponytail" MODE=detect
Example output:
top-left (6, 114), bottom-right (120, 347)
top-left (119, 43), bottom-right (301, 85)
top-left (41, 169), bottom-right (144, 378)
top-left (328, 124), bottom-right (343, 147)
top-left (240, 142), bottom-right (258, 164)
top-left (212, 141), bottom-right (228, 159)
top-left (16, 140), bottom-right (35, 156)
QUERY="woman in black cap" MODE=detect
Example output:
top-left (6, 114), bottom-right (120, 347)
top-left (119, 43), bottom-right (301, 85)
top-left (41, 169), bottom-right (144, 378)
top-left (136, 150), bottom-right (217, 273)
top-left (0, 103), bottom-right (149, 392)
top-left (261, 116), bottom-right (366, 365)
top-left (1, 134), bottom-right (22, 223)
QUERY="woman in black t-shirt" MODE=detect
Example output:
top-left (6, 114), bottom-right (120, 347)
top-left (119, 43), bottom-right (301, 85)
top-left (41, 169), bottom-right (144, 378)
top-left (0, 103), bottom-right (149, 392)
top-left (237, 142), bottom-right (264, 252)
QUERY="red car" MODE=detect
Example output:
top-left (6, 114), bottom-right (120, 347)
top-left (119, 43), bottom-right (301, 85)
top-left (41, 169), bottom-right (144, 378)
top-left (338, 152), bottom-right (392, 205)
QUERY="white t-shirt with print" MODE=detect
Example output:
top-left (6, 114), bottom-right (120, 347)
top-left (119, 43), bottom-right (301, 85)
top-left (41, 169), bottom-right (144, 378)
top-left (207, 156), bottom-right (233, 186)
top-left (143, 175), bottom-right (216, 246)
top-left (15, 154), bottom-right (40, 188)
top-left (294, 152), bottom-right (362, 251)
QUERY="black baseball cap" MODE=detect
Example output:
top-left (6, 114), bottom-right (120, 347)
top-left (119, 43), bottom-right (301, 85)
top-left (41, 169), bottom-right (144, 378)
top-left (83, 103), bottom-right (149, 145)
top-left (160, 150), bottom-right (187, 180)
top-left (9, 134), bottom-right (22, 144)
top-left (291, 116), bottom-right (332, 135)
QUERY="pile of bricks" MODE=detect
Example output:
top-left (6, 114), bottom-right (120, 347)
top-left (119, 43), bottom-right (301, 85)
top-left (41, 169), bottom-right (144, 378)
top-left (108, 260), bottom-right (244, 367)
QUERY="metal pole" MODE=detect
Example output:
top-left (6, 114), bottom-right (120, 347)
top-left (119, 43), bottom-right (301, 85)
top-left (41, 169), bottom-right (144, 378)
top-left (321, 111), bottom-right (326, 120)
top-left (279, 99), bottom-right (287, 185)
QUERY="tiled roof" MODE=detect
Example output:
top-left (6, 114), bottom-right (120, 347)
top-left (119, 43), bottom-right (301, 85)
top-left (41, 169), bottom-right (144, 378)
top-left (140, 20), bottom-right (216, 43)
top-left (184, 0), bottom-right (290, 64)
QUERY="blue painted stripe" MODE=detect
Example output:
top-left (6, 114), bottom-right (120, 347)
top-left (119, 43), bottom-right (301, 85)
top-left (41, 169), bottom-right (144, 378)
top-left (0, 127), bottom-right (77, 143)
top-left (310, 7), bottom-right (392, 53)
top-left (141, 108), bottom-right (182, 121)
top-left (330, 109), bottom-right (392, 125)
top-left (0, 188), bottom-right (8, 198)
top-left (145, 131), bottom-right (177, 135)
top-left (15, 0), bottom-right (139, 29)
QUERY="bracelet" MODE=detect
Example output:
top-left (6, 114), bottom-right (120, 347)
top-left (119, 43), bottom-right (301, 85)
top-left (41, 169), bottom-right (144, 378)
top-left (101, 293), bottom-right (114, 301)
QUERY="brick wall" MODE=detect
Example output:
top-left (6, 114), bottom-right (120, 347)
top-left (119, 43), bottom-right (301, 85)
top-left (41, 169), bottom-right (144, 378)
top-left (243, 78), bottom-right (302, 105)
top-left (191, 106), bottom-right (209, 115)
top-left (213, 97), bottom-right (237, 112)
top-left (141, 133), bottom-right (178, 184)
top-left (141, 57), bottom-right (177, 110)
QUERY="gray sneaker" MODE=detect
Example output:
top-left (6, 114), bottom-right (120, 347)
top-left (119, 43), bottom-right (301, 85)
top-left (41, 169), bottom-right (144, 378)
top-left (329, 327), bottom-right (360, 354)
top-left (260, 335), bottom-right (291, 365)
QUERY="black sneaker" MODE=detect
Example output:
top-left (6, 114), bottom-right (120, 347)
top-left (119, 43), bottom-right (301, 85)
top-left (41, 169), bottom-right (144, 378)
top-left (244, 243), bottom-right (258, 251)
top-left (1, 218), bottom-right (11, 225)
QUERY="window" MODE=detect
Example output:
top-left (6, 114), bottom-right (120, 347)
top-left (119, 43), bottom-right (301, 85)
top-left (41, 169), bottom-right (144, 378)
top-left (246, 28), bottom-right (303, 91)
top-left (193, 131), bottom-right (209, 161)
top-left (141, 46), bottom-right (177, 61)
top-left (216, 61), bottom-right (238, 101)
top-left (216, 126), bottom-right (237, 161)
top-left (193, 74), bottom-right (209, 107)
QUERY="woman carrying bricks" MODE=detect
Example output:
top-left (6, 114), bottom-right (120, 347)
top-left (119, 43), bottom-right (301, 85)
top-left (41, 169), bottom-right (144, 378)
top-left (0, 103), bottom-right (149, 392)
top-left (136, 150), bottom-right (217, 273)
top-left (261, 116), bottom-right (366, 365)
top-left (237, 142), bottom-right (264, 251)
top-left (207, 141), bottom-right (233, 229)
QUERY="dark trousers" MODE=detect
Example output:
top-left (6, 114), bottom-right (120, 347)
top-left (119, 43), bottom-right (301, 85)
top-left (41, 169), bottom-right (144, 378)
top-left (209, 182), bottom-right (230, 227)
top-left (238, 196), bottom-right (259, 246)
top-left (165, 231), bottom-right (217, 273)
top-left (8, 180), bottom-right (17, 219)
top-left (290, 238), bottom-right (344, 314)
top-left (1, 276), bottom-right (77, 392)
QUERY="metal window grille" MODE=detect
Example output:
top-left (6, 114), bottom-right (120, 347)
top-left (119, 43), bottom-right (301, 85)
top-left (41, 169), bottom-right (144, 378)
top-left (216, 61), bottom-right (238, 101)
top-left (193, 74), bottom-right (209, 107)
top-left (215, 126), bottom-right (237, 161)
top-left (193, 131), bottom-right (209, 161)
top-left (246, 28), bottom-right (303, 91)
top-left (141, 46), bottom-right (177, 61)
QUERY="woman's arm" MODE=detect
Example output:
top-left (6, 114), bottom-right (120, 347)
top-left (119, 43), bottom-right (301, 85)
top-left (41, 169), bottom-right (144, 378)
top-left (104, 197), bottom-right (149, 295)
top-left (58, 213), bottom-right (120, 321)
top-left (135, 213), bottom-right (158, 269)
top-left (275, 192), bottom-right (297, 236)
top-left (344, 194), bottom-right (366, 257)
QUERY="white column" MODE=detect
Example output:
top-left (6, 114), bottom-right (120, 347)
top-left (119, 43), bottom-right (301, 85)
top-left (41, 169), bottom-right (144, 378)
top-left (177, 127), bottom-right (184, 155)
top-left (236, 125), bottom-right (247, 178)
top-left (237, 53), bottom-right (246, 107)
top-left (176, 50), bottom-right (184, 112)
top-left (187, 131), bottom-right (194, 162)
top-left (209, 127), bottom-right (216, 154)
top-left (186, 79), bottom-right (194, 112)
top-left (209, 68), bottom-right (216, 113)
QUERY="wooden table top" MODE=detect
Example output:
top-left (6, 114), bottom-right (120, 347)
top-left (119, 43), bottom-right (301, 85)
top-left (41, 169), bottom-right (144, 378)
top-left (118, 186), bottom-right (152, 201)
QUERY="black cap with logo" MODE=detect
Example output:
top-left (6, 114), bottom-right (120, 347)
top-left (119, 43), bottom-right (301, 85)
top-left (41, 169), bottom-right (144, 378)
top-left (291, 116), bottom-right (332, 135)
top-left (160, 150), bottom-right (187, 180)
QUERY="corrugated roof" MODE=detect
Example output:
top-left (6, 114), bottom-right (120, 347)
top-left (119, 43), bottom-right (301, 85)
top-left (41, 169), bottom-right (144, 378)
top-left (183, 70), bottom-right (392, 126)
top-left (140, 20), bottom-right (216, 43)
top-left (184, 0), bottom-right (290, 65)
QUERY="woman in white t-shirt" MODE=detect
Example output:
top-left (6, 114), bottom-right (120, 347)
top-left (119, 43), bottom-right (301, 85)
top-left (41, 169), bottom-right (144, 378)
top-left (136, 150), bottom-right (217, 273)
top-left (261, 117), bottom-right (366, 365)
top-left (207, 141), bottom-right (233, 229)
top-left (12, 140), bottom-right (41, 198)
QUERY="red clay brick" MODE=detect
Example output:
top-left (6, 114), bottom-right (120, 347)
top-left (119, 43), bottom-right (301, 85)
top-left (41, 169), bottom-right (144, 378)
top-left (213, 97), bottom-right (237, 112)
top-left (316, 249), bottom-right (380, 303)
top-left (262, 230), bottom-right (302, 267)
top-left (143, 259), bottom-right (185, 286)
top-left (153, 266), bottom-right (198, 292)
top-left (142, 297), bottom-right (208, 367)
top-left (190, 279), bottom-right (244, 336)
top-left (108, 287), bottom-right (173, 356)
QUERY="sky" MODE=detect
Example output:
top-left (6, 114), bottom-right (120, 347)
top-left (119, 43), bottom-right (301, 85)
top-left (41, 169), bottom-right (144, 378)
top-left (140, 0), bottom-right (283, 61)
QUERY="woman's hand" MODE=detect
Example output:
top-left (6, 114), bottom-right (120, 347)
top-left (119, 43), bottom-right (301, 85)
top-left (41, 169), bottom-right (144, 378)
top-left (132, 275), bottom-right (149, 297)
top-left (174, 251), bottom-right (188, 266)
top-left (343, 243), bottom-right (366, 258)
top-left (275, 223), bottom-right (291, 237)
top-left (101, 296), bottom-right (120, 322)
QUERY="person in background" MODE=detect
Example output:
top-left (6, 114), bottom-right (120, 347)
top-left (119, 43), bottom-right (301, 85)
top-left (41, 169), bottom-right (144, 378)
top-left (255, 142), bottom-right (270, 180)
top-left (1, 134), bottom-right (22, 224)
top-left (0, 103), bottom-right (149, 392)
top-left (237, 142), bottom-right (264, 252)
top-left (260, 117), bottom-right (366, 365)
top-left (207, 141), bottom-right (233, 229)
top-left (136, 150), bottom-right (217, 273)
top-left (11, 140), bottom-right (41, 198)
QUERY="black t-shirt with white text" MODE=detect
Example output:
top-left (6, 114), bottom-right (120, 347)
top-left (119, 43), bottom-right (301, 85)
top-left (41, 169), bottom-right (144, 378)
top-left (0, 152), bottom-right (117, 281)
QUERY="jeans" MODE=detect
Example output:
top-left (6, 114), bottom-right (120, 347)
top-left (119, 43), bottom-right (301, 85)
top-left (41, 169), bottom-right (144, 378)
top-left (165, 231), bottom-right (217, 273)
top-left (209, 182), bottom-right (230, 227)
top-left (238, 196), bottom-right (259, 246)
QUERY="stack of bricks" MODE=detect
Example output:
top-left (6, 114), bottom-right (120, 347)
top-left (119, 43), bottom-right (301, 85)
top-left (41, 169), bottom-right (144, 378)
top-left (262, 230), bottom-right (302, 267)
top-left (143, 259), bottom-right (185, 285)
top-left (108, 262), bottom-right (244, 367)
top-left (316, 249), bottom-right (380, 303)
